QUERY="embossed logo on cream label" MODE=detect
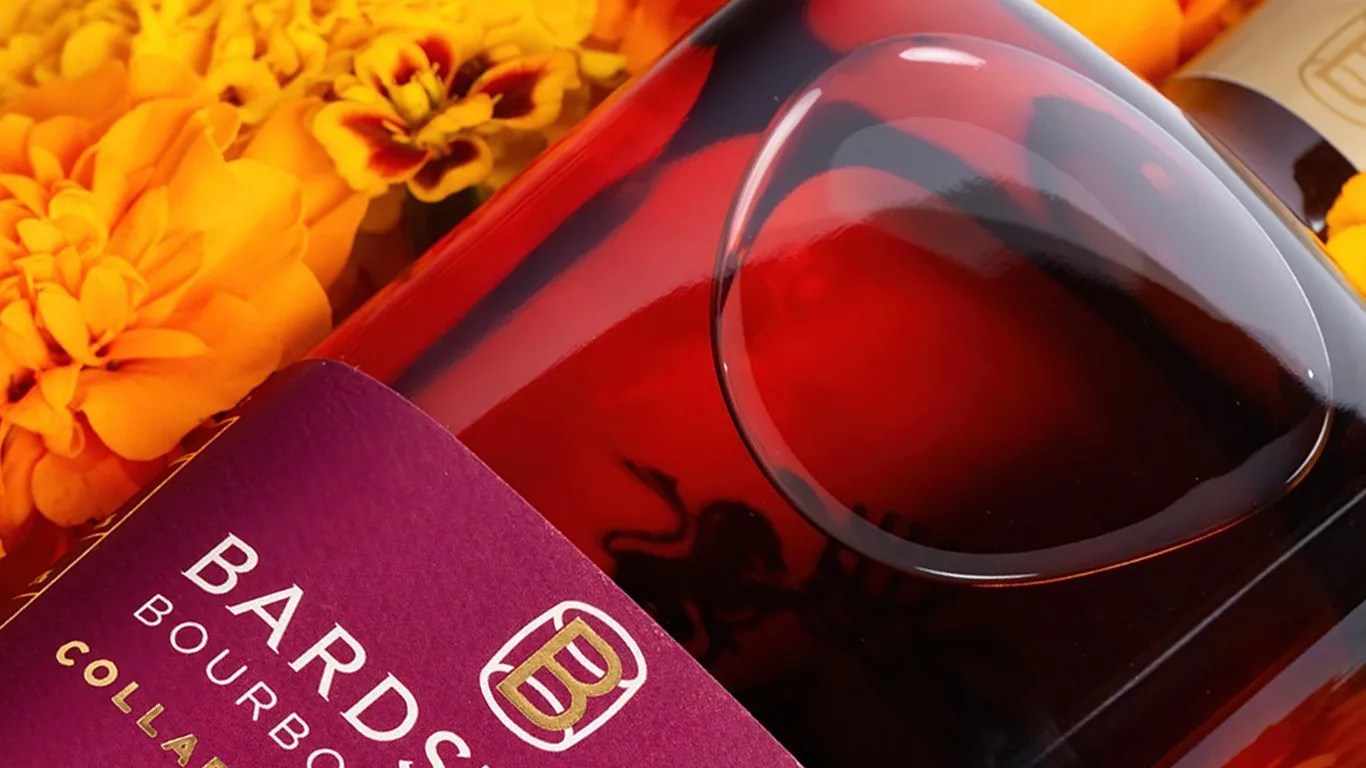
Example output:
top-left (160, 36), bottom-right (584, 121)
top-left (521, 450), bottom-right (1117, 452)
top-left (480, 601), bottom-right (647, 752)
top-left (1302, 11), bottom-right (1366, 125)
top-left (1178, 0), bottom-right (1366, 168)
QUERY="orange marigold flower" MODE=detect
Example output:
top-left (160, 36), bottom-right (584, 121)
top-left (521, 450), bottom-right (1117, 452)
top-left (0, 56), bottom-right (342, 548)
top-left (1179, 0), bottom-right (1263, 58)
top-left (1325, 173), bottom-right (1366, 298)
top-left (1037, 0), bottom-right (1185, 81)
top-left (1038, 0), bottom-right (1262, 82)
top-left (313, 26), bottom-right (581, 202)
top-left (592, 0), bottom-right (723, 74)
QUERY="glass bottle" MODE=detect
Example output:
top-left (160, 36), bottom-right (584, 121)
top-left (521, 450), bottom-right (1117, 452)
top-left (1166, 0), bottom-right (1366, 234)
top-left (318, 0), bottom-right (1366, 764)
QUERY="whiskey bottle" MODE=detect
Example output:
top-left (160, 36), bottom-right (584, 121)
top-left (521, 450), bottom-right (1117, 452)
top-left (320, 0), bottom-right (1366, 764)
top-left (1167, 0), bottom-right (1366, 234)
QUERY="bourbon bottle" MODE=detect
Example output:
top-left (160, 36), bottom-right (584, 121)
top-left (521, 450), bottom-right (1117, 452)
top-left (1166, 0), bottom-right (1366, 233)
top-left (318, 0), bottom-right (1366, 765)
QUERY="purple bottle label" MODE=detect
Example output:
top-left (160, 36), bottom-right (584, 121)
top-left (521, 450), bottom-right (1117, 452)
top-left (0, 361), bottom-right (801, 768)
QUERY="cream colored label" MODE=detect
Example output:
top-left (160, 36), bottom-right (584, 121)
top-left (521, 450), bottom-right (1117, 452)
top-left (1178, 0), bottom-right (1366, 168)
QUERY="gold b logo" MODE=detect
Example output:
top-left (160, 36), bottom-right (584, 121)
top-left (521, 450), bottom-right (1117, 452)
top-left (497, 618), bottom-right (624, 731)
top-left (1302, 12), bottom-right (1366, 126)
top-left (480, 602), bottom-right (647, 752)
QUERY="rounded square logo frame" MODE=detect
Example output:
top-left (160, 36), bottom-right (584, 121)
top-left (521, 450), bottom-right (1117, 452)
top-left (480, 601), bottom-right (648, 752)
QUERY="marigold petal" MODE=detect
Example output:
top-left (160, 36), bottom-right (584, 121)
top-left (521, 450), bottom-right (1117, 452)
top-left (354, 34), bottom-right (432, 94)
top-left (32, 427), bottom-right (151, 527)
top-left (81, 265), bottom-right (132, 340)
top-left (470, 51), bottom-right (581, 131)
top-left (591, 0), bottom-right (634, 42)
top-left (1327, 173), bottom-right (1366, 238)
top-left (165, 129), bottom-right (243, 239)
top-left (0, 428), bottom-right (43, 542)
top-left (15, 218), bottom-right (64, 254)
top-left (313, 101), bottom-right (427, 193)
top-left (0, 115), bottom-right (36, 175)
top-left (194, 159), bottom-right (305, 293)
top-left (108, 186), bottom-right (169, 264)
top-left (106, 328), bottom-right (209, 362)
top-left (414, 32), bottom-right (463, 85)
top-left (529, 0), bottom-right (598, 45)
top-left (36, 287), bottom-right (98, 366)
top-left (38, 363), bottom-right (78, 409)
top-left (1036, 0), bottom-right (1182, 81)
top-left (29, 114), bottom-right (89, 175)
top-left (475, 0), bottom-right (597, 49)
top-left (55, 247), bottom-right (81, 291)
top-left (14, 246), bottom-right (55, 272)
top-left (91, 99), bottom-right (199, 209)
top-left (79, 292), bottom-right (280, 461)
top-left (414, 95), bottom-right (494, 146)
top-left (128, 54), bottom-right (207, 106)
top-left (46, 188), bottom-right (102, 233)
top-left (206, 59), bottom-right (282, 125)
top-left (0, 174), bottom-right (49, 215)
top-left (245, 98), bottom-right (361, 211)
top-left (408, 136), bottom-right (494, 202)
top-left (26, 146), bottom-right (64, 188)
top-left (239, 98), bottom-right (367, 290)
top-left (95, 104), bottom-right (238, 213)
top-left (0, 301), bottom-right (49, 370)
top-left (135, 231), bottom-right (205, 326)
top-left (303, 189), bottom-right (368, 290)
top-left (245, 262), bottom-right (332, 363)
top-left (7, 388), bottom-right (75, 455)
top-left (1327, 225), bottom-right (1366, 294)
top-left (8, 61), bottom-right (129, 123)
top-left (580, 50), bottom-right (628, 83)
top-left (59, 21), bottom-right (129, 81)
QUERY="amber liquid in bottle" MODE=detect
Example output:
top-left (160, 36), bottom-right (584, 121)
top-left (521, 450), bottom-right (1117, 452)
top-left (321, 0), bottom-right (1366, 765)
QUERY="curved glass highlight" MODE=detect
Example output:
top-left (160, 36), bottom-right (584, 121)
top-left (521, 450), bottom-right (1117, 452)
top-left (714, 36), bottom-right (1333, 584)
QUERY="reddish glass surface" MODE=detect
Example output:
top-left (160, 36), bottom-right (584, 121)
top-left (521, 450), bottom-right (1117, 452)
top-left (318, 1), bottom-right (1366, 765)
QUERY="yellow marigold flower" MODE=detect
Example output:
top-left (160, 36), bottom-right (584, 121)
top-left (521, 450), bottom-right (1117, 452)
top-left (473, 0), bottom-right (596, 49)
top-left (313, 26), bottom-right (581, 201)
top-left (470, 0), bottom-right (623, 82)
top-left (0, 56), bottom-right (343, 547)
top-left (0, 0), bottom-right (134, 101)
top-left (3, 0), bottom-right (618, 200)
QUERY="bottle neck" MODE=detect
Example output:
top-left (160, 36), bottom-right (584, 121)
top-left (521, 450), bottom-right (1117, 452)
top-left (1175, 0), bottom-right (1366, 170)
top-left (1166, 0), bottom-right (1366, 233)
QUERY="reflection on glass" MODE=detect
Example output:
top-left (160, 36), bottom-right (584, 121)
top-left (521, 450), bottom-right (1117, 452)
top-left (715, 36), bottom-right (1331, 583)
top-left (1171, 600), bottom-right (1366, 768)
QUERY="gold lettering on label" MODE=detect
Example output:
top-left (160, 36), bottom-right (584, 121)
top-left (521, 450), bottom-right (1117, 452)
top-left (496, 617), bottom-right (624, 731)
top-left (137, 704), bottom-right (165, 737)
top-left (83, 659), bottom-right (118, 688)
top-left (161, 734), bottom-right (198, 766)
top-left (55, 640), bottom-right (88, 666)
top-left (201, 759), bottom-right (227, 768)
top-left (112, 682), bottom-right (139, 714)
